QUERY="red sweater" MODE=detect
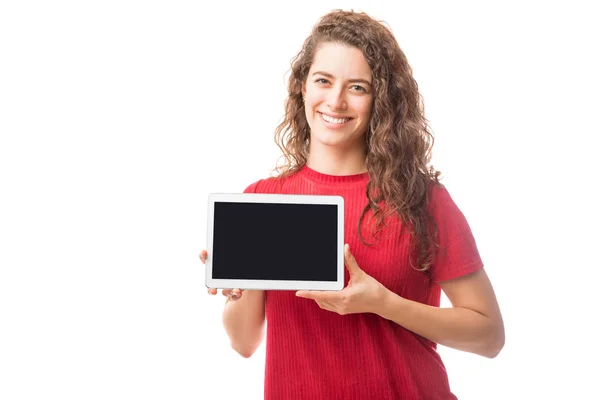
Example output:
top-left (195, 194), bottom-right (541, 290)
top-left (244, 165), bottom-right (483, 400)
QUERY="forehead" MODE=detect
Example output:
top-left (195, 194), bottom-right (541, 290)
top-left (309, 42), bottom-right (372, 80)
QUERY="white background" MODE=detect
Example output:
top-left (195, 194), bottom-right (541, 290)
top-left (1, 1), bottom-right (599, 399)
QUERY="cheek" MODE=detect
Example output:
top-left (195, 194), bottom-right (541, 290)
top-left (304, 102), bottom-right (318, 130)
top-left (354, 100), bottom-right (373, 120)
top-left (305, 84), bottom-right (326, 106)
top-left (305, 93), bottom-right (322, 109)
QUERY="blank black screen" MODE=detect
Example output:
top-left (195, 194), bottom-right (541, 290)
top-left (212, 202), bottom-right (338, 281)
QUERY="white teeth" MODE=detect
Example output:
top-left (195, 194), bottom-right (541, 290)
top-left (321, 113), bottom-right (350, 124)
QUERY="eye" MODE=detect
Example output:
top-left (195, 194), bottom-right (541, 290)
top-left (315, 78), bottom-right (330, 85)
top-left (350, 84), bottom-right (366, 92)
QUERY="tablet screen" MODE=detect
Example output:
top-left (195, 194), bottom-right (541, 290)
top-left (212, 201), bottom-right (338, 282)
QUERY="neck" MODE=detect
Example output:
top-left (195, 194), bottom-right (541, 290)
top-left (306, 143), bottom-right (367, 175)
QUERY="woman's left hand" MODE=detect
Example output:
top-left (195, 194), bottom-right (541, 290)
top-left (296, 244), bottom-right (389, 315)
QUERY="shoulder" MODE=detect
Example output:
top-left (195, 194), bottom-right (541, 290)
top-left (243, 173), bottom-right (298, 194)
top-left (243, 179), bottom-right (263, 194)
top-left (426, 181), bottom-right (473, 241)
top-left (426, 182), bottom-right (484, 281)
top-left (427, 182), bottom-right (462, 216)
top-left (428, 181), bottom-right (452, 207)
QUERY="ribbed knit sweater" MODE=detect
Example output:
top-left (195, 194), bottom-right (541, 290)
top-left (243, 165), bottom-right (483, 400)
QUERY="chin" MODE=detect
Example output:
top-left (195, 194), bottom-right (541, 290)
top-left (311, 131), bottom-right (359, 148)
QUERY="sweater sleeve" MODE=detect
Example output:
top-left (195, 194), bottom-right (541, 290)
top-left (428, 185), bottom-right (484, 282)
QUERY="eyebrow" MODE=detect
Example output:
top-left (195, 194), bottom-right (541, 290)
top-left (311, 71), bottom-right (372, 86)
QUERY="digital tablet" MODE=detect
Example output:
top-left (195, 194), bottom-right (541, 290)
top-left (205, 193), bottom-right (345, 291)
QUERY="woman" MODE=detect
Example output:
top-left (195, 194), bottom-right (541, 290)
top-left (201, 9), bottom-right (504, 400)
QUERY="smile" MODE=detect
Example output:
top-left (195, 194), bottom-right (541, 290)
top-left (319, 112), bottom-right (351, 125)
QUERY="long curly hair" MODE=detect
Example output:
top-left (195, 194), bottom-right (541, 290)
top-left (273, 10), bottom-right (442, 272)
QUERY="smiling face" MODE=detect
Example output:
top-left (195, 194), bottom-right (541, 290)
top-left (302, 42), bottom-right (374, 156)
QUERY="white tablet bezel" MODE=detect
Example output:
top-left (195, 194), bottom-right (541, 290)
top-left (205, 192), bottom-right (345, 291)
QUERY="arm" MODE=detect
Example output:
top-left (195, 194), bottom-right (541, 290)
top-left (221, 181), bottom-right (267, 357)
top-left (222, 290), bottom-right (266, 358)
top-left (376, 269), bottom-right (505, 358)
top-left (296, 245), bottom-right (505, 358)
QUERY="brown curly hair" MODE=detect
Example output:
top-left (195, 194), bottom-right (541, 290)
top-left (273, 9), bottom-right (442, 272)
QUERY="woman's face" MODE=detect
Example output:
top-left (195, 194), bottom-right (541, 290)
top-left (303, 42), bottom-right (373, 153)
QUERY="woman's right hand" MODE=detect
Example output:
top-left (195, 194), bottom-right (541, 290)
top-left (200, 249), bottom-right (244, 301)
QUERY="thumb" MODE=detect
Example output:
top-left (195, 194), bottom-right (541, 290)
top-left (344, 244), bottom-right (362, 275)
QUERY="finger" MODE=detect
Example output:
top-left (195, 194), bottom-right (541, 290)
top-left (296, 290), bottom-right (335, 302)
top-left (230, 289), bottom-right (243, 301)
top-left (344, 243), bottom-right (361, 275)
top-left (207, 288), bottom-right (217, 295)
top-left (315, 301), bottom-right (335, 312)
top-left (199, 250), bottom-right (208, 264)
top-left (222, 289), bottom-right (243, 301)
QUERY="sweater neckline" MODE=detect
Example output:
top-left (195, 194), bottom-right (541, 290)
top-left (298, 165), bottom-right (370, 186)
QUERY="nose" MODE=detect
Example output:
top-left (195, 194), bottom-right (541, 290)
top-left (326, 87), bottom-right (347, 111)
